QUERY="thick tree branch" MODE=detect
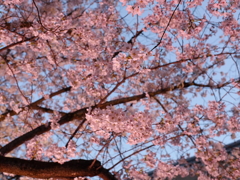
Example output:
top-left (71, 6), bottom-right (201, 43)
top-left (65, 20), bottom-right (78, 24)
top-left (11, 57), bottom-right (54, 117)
top-left (0, 156), bottom-right (117, 180)
top-left (0, 86), bottom-right (72, 121)
top-left (0, 51), bottom-right (233, 122)
top-left (0, 113), bottom-right (75, 156)
top-left (0, 79), bottom-right (236, 155)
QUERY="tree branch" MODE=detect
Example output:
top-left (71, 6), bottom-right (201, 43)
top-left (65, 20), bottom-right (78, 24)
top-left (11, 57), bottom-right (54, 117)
top-left (0, 36), bottom-right (36, 53)
top-left (0, 86), bottom-right (72, 121)
top-left (1, 79), bottom-right (236, 155)
top-left (0, 156), bottom-right (117, 180)
top-left (150, 0), bottom-right (182, 52)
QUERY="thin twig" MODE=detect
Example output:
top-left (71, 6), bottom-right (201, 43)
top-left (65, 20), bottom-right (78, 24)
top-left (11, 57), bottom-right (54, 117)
top-left (89, 134), bottom-right (118, 169)
top-left (65, 118), bottom-right (86, 148)
top-left (4, 59), bottom-right (30, 105)
top-left (150, 0), bottom-right (182, 52)
top-left (106, 144), bottom-right (154, 170)
top-left (32, 0), bottom-right (48, 31)
top-left (153, 96), bottom-right (196, 146)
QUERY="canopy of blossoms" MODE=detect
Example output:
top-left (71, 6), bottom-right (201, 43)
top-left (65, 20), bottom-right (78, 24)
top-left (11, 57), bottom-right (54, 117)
top-left (0, 0), bottom-right (239, 179)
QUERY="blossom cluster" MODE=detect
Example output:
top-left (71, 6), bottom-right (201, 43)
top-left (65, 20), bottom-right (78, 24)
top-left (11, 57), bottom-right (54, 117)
top-left (27, 137), bottom-right (77, 164)
top-left (86, 106), bottom-right (154, 145)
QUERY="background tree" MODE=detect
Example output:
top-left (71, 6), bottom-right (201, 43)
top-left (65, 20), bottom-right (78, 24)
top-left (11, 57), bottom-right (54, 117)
top-left (0, 0), bottom-right (239, 179)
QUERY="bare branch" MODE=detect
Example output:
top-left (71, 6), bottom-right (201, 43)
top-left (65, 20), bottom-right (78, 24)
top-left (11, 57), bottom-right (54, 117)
top-left (0, 156), bottom-right (117, 180)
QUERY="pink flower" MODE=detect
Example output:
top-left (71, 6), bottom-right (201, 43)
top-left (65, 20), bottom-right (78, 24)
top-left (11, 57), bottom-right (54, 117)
top-left (126, 5), bottom-right (143, 16)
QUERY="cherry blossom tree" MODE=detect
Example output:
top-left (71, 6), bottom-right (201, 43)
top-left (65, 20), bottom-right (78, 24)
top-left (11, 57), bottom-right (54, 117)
top-left (0, 0), bottom-right (239, 179)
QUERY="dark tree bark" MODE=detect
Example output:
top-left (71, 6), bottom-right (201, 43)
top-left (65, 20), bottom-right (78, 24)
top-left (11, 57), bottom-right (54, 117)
top-left (0, 156), bottom-right (117, 180)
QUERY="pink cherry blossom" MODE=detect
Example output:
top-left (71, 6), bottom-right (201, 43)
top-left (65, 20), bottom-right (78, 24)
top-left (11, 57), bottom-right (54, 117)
top-left (0, 0), bottom-right (239, 179)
